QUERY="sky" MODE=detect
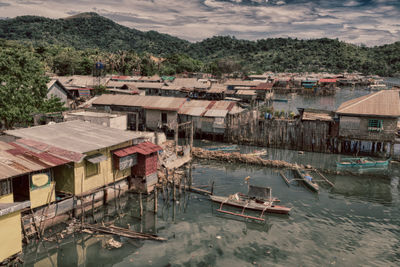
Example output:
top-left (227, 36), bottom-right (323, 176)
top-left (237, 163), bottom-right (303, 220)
top-left (0, 0), bottom-right (399, 46)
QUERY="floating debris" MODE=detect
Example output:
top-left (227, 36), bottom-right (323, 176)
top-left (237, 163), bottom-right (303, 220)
top-left (106, 238), bottom-right (122, 249)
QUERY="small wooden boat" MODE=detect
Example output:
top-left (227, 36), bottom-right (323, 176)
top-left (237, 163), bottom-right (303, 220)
top-left (204, 145), bottom-right (240, 152)
top-left (295, 167), bottom-right (319, 192)
top-left (210, 185), bottom-right (291, 221)
top-left (246, 149), bottom-right (267, 157)
top-left (272, 98), bottom-right (288, 102)
top-left (336, 157), bottom-right (390, 169)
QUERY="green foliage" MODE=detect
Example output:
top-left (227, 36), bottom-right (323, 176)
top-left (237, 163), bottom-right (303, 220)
top-left (0, 40), bottom-right (65, 129)
top-left (0, 14), bottom-right (399, 76)
top-left (40, 96), bottom-right (67, 113)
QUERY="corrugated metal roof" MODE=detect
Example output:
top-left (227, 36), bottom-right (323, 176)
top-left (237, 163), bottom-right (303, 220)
top-left (302, 110), bottom-right (334, 121)
top-left (179, 107), bottom-right (206, 116)
top-left (172, 78), bottom-right (210, 89)
top-left (93, 95), bottom-right (187, 111)
top-left (5, 120), bottom-right (144, 154)
top-left (107, 81), bottom-right (163, 89)
top-left (56, 75), bottom-right (110, 88)
top-left (336, 90), bottom-right (400, 117)
top-left (236, 90), bottom-right (257, 95)
top-left (319, 79), bottom-right (337, 83)
top-left (208, 84), bottom-right (226, 93)
top-left (254, 83), bottom-right (273, 90)
top-left (203, 109), bottom-right (228, 117)
top-left (224, 80), bottom-right (260, 87)
top-left (114, 141), bottom-right (162, 157)
top-left (0, 139), bottom-right (81, 180)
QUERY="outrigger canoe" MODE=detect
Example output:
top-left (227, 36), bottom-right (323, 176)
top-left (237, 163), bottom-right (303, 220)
top-left (210, 185), bottom-right (291, 219)
top-left (210, 194), bottom-right (291, 215)
top-left (295, 167), bottom-right (319, 193)
top-left (336, 157), bottom-right (390, 169)
top-left (204, 145), bottom-right (240, 152)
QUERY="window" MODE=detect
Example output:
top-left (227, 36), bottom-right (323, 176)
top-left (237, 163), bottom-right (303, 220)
top-left (368, 119), bottom-right (383, 132)
top-left (86, 161), bottom-right (99, 177)
top-left (161, 112), bottom-right (167, 124)
top-left (0, 179), bottom-right (12, 196)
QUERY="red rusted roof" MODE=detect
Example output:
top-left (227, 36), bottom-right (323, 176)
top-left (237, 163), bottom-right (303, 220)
top-left (319, 79), bottom-right (337, 83)
top-left (254, 83), bottom-right (273, 90)
top-left (112, 75), bottom-right (131, 80)
top-left (0, 139), bottom-right (84, 180)
top-left (114, 141), bottom-right (162, 157)
top-left (15, 139), bottom-right (85, 163)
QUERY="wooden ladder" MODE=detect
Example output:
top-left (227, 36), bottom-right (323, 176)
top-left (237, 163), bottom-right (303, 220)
top-left (21, 209), bottom-right (41, 242)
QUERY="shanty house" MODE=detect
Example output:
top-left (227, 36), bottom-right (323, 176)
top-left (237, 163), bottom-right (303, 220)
top-left (92, 95), bottom-right (187, 131)
top-left (114, 142), bottom-right (162, 193)
top-left (336, 90), bottom-right (400, 155)
top-left (5, 120), bottom-right (145, 196)
top-left (47, 79), bottom-right (74, 108)
top-left (179, 100), bottom-right (243, 136)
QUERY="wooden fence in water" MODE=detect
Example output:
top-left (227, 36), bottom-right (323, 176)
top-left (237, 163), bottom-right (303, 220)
top-left (225, 110), bottom-right (332, 153)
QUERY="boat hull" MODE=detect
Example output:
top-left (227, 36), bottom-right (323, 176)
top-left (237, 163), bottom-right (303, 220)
top-left (295, 168), bottom-right (319, 192)
top-left (337, 158), bottom-right (389, 169)
top-left (210, 195), bottom-right (291, 215)
top-left (204, 145), bottom-right (239, 152)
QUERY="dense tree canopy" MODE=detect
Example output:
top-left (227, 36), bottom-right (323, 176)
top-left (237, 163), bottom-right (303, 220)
top-left (0, 13), bottom-right (399, 77)
top-left (0, 40), bottom-right (65, 129)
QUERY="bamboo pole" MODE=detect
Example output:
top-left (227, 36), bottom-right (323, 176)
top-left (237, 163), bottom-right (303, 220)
top-left (279, 171), bottom-right (290, 186)
top-left (313, 169), bottom-right (334, 187)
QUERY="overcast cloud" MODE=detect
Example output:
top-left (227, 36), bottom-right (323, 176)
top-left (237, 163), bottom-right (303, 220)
top-left (0, 0), bottom-right (399, 46)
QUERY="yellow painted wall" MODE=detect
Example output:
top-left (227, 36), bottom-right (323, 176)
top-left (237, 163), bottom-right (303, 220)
top-left (74, 141), bottom-right (132, 195)
top-left (0, 193), bottom-right (13, 203)
top-left (30, 182), bottom-right (56, 209)
top-left (54, 164), bottom-right (75, 194)
top-left (0, 212), bottom-right (22, 262)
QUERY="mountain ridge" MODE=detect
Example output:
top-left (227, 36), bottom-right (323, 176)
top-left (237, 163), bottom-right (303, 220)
top-left (0, 13), bottom-right (399, 76)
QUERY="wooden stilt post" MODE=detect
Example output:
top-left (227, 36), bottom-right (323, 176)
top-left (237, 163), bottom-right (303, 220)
top-left (190, 121), bottom-right (194, 154)
top-left (139, 193), bottom-right (143, 217)
top-left (154, 187), bottom-right (158, 213)
top-left (173, 180), bottom-right (176, 201)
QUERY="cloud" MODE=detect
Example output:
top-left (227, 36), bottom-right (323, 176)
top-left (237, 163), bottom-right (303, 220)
top-left (0, 0), bottom-right (398, 46)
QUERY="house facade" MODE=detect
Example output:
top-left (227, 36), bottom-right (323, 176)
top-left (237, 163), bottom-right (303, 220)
top-left (336, 90), bottom-right (400, 155)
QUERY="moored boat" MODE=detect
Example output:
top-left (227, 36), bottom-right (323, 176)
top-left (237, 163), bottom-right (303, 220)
top-left (210, 194), bottom-right (291, 215)
top-left (295, 167), bottom-right (319, 192)
top-left (336, 157), bottom-right (390, 169)
top-left (204, 145), bottom-right (240, 152)
top-left (210, 185), bottom-right (291, 218)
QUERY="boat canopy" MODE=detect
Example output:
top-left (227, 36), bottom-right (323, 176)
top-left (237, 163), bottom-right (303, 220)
top-left (248, 185), bottom-right (271, 200)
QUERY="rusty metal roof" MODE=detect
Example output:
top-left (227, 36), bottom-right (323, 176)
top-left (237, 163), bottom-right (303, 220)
top-left (93, 95), bottom-right (187, 111)
top-left (0, 139), bottom-right (83, 180)
top-left (301, 109), bottom-right (334, 121)
top-left (203, 109), bottom-right (228, 118)
top-left (236, 90), bottom-right (257, 96)
top-left (114, 141), bottom-right (162, 157)
top-left (224, 80), bottom-right (260, 87)
top-left (254, 83), bottom-right (273, 90)
top-left (336, 90), bottom-right (400, 117)
top-left (5, 120), bottom-right (144, 154)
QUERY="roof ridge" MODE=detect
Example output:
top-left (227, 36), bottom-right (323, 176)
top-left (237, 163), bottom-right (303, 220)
top-left (338, 90), bottom-right (383, 113)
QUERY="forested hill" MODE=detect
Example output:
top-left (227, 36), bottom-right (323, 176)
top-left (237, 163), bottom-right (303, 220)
top-left (0, 13), bottom-right (191, 54)
top-left (0, 13), bottom-right (399, 76)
